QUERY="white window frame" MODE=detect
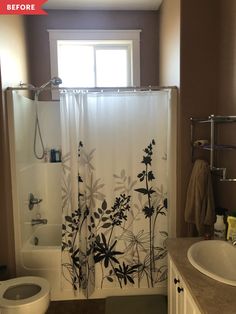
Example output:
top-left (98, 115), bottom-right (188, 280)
top-left (48, 29), bottom-right (141, 98)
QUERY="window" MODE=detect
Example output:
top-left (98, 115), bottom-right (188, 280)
top-left (48, 30), bottom-right (141, 94)
top-left (57, 41), bottom-right (131, 87)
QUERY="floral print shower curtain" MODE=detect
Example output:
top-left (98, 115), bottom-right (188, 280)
top-left (60, 90), bottom-right (169, 298)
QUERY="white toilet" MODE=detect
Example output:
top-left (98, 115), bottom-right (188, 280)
top-left (0, 276), bottom-right (50, 314)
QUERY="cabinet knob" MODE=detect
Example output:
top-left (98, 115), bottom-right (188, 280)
top-left (177, 287), bottom-right (184, 293)
top-left (174, 278), bottom-right (180, 284)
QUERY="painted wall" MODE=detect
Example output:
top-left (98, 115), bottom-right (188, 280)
top-left (159, 0), bottom-right (180, 87)
top-left (159, 0), bottom-right (180, 238)
top-left (215, 0), bottom-right (236, 212)
top-left (0, 17), bottom-right (29, 89)
top-left (179, 0), bottom-right (220, 235)
top-left (159, 0), bottom-right (220, 236)
top-left (0, 16), bottom-right (29, 277)
top-left (26, 10), bottom-right (159, 88)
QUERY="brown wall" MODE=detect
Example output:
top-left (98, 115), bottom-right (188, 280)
top-left (214, 0), bottom-right (236, 211)
top-left (180, 0), bottom-right (236, 232)
top-left (26, 10), bottom-right (159, 88)
top-left (0, 16), bottom-right (29, 277)
top-left (179, 0), bottom-right (220, 235)
top-left (159, 0), bottom-right (221, 236)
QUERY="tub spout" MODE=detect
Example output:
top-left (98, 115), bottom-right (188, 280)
top-left (31, 218), bottom-right (47, 226)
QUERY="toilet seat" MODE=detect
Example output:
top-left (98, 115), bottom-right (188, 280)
top-left (0, 276), bottom-right (50, 313)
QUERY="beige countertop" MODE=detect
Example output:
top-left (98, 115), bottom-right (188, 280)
top-left (167, 238), bottom-right (236, 314)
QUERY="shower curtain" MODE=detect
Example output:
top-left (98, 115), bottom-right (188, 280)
top-left (60, 90), bottom-right (170, 298)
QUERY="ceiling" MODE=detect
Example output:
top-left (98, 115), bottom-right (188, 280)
top-left (43, 0), bottom-right (163, 11)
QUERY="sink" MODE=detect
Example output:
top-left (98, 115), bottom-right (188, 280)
top-left (187, 240), bottom-right (236, 286)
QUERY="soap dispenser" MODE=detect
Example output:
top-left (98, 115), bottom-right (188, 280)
top-left (214, 207), bottom-right (227, 239)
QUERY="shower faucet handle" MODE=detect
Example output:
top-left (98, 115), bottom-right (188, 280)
top-left (28, 193), bottom-right (43, 210)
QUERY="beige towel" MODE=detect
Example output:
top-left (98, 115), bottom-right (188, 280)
top-left (185, 159), bottom-right (215, 236)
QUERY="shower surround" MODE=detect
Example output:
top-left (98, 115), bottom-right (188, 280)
top-left (7, 89), bottom-right (177, 300)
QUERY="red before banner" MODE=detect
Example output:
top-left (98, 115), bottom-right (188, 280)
top-left (0, 0), bottom-right (48, 15)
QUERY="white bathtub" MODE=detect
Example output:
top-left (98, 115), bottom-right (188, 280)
top-left (21, 224), bottom-right (61, 269)
top-left (19, 223), bottom-right (167, 300)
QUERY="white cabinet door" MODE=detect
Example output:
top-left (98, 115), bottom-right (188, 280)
top-left (168, 256), bottom-right (201, 314)
top-left (168, 257), bottom-right (184, 314)
top-left (168, 257), bottom-right (177, 314)
top-left (183, 285), bottom-right (201, 314)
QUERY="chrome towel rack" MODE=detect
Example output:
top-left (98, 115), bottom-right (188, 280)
top-left (190, 114), bottom-right (236, 182)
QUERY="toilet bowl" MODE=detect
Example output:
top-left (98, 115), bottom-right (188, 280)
top-left (0, 276), bottom-right (50, 314)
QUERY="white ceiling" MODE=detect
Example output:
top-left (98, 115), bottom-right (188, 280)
top-left (43, 0), bottom-right (163, 11)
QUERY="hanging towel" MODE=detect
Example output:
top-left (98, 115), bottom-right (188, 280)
top-left (185, 159), bottom-right (215, 236)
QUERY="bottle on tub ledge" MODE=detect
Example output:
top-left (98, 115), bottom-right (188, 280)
top-left (43, 148), bottom-right (50, 162)
top-left (214, 207), bottom-right (227, 240)
top-left (44, 147), bottom-right (62, 163)
top-left (50, 147), bottom-right (62, 163)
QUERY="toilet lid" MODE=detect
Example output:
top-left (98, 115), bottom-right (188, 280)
top-left (0, 276), bottom-right (50, 308)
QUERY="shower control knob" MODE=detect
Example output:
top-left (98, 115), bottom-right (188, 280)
top-left (28, 193), bottom-right (43, 210)
top-left (174, 278), bottom-right (180, 284)
top-left (177, 287), bottom-right (184, 293)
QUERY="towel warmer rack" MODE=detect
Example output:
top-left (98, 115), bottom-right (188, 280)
top-left (190, 114), bottom-right (236, 182)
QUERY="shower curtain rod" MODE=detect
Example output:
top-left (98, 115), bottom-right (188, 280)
top-left (8, 85), bottom-right (177, 93)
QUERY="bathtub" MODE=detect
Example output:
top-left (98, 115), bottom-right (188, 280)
top-left (21, 224), bottom-right (61, 269)
top-left (19, 223), bottom-right (167, 300)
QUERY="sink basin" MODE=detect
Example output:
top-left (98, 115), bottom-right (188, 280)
top-left (187, 240), bottom-right (236, 286)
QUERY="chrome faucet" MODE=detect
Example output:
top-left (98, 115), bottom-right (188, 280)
top-left (31, 218), bottom-right (47, 226)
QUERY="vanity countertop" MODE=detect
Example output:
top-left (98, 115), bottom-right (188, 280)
top-left (167, 238), bottom-right (236, 314)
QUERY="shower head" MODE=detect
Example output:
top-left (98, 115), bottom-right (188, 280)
top-left (51, 76), bottom-right (63, 86)
top-left (39, 76), bottom-right (62, 89)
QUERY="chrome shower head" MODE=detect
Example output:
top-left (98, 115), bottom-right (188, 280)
top-left (39, 76), bottom-right (62, 89)
top-left (51, 77), bottom-right (62, 86)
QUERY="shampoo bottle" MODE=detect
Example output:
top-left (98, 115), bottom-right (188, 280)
top-left (214, 214), bottom-right (226, 239)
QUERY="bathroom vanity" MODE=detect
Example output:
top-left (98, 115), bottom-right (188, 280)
top-left (168, 256), bottom-right (200, 313)
top-left (168, 238), bottom-right (236, 314)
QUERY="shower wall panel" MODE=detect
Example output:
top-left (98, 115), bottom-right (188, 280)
top-left (12, 93), bottom-right (36, 246)
top-left (10, 92), bottom-right (62, 274)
